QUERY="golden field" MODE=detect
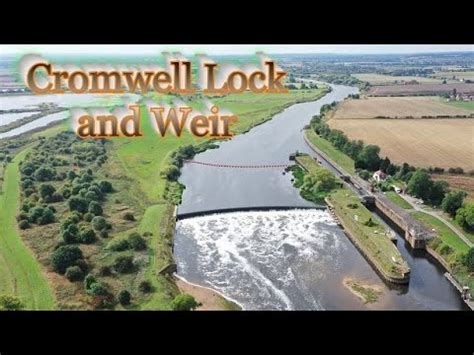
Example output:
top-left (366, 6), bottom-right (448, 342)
top-left (332, 96), bottom-right (473, 119)
top-left (328, 118), bottom-right (474, 171)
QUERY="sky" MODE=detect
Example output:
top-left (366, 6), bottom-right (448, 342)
top-left (0, 45), bottom-right (472, 56)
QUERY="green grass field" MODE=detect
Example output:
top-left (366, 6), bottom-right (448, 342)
top-left (328, 188), bottom-right (409, 279)
top-left (0, 148), bottom-right (55, 309)
top-left (446, 100), bottom-right (474, 111)
top-left (411, 211), bottom-right (470, 254)
top-left (305, 129), bottom-right (356, 174)
top-left (385, 191), bottom-right (412, 210)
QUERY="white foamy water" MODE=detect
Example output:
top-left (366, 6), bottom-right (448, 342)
top-left (174, 209), bottom-right (355, 310)
top-left (0, 111), bottom-right (41, 126)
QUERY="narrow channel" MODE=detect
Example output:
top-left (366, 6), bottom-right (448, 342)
top-left (174, 83), bottom-right (465, 310)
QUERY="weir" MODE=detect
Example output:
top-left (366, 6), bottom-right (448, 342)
top-left (176, 205), bottom-right (325, 220)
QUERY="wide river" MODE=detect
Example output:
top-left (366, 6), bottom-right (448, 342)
top-left (175, 84), bottom-right (465, 310)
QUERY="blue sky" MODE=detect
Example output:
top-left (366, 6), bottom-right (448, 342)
top-left (0, 45), bottom-right (472, 56)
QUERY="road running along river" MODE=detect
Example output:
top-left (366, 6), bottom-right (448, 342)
top-left (175, 83), bottom-right (466, 310)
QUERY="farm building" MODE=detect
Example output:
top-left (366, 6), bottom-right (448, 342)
top-left (373, 170), bottom-right (387, 182)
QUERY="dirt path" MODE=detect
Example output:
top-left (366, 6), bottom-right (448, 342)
top-left (174, 277), bottom-right (241, 311)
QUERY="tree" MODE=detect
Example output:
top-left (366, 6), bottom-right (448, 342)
top-left (455, 204), bottom-right (474, 232)
top-left (442, 191), bottom-right (467, 217)
top-left (427, 180), bottom-right (449, 206)
top-left (171, 294), bottom-right (199, 311)
top-left (91, 216), bottom-right (107, 231)
top-left (51, 245), bottom-right (83, 274)
top-left (463, 248), bottom-right (474, 272)
top-left (407, 169), bottom-right (433, 201)
top-left (0, 295), bottom-right (24, 310)
top-left (355, 145), bottom-right (381, 171)
top-left (118, 290), bottom-right (131, 306)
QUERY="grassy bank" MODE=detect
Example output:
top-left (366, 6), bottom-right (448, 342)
top-left (327, 188), bottom-right (410, 281)
top-left (0, 148), bottom-right (55, 309)
top-left (385, 191), bottom-right (412, 210)
top-left (305, 129), bottom-right (356, 174)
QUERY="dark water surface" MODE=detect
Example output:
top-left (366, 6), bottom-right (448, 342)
top-left (175, 84), bottom-right (465, 310)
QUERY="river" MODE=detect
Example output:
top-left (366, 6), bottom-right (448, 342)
top-left (175, 84), bottom-right (465, 310)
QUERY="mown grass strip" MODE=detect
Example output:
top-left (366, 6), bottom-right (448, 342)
top-left (0, 148), bottom-right (55, 309)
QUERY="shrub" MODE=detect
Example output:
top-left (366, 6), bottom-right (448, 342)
top-left (463, 248), bottom-right (474, 272)
top-left (98, 266), bottom-right (112, 276)
top-left (84, 274), bottom-right (97, 290)
top-left (91, 216), bottom-right (107, 231)
top-left (171, 294), bottom-right (198, 311)
top-left (99, 180), bottom-right (113, 193)
top-left (138, 280), bottom-right (152, 293)
top-left (51, 245), bottom-right (83, 274)
top-left (88, 282), bottom-right (108, 296)
top-left (128, 233), bottom-right (146, 251)
top-left (37, 208), bottom-right (55, 225)
top-left (68, 196), bottom-right (88, 213)
top-left (62, 229), bottom-right (77, 244)
top-left (108, 238), bottom-right (130, 252)
top-left (113, 256), bottom-right (134, 274)
top-left (88, 201), bottom-right (103, 216)
top-left (79, 229), bottom-right (96, 244)
top-left (122, 212), bottom-right (135, 221)
top-left (18, 220), bottom-right (30, 229)
top-left (34, 167), bottom-right (55, 181)
top-left (39, 183), bottom-right (56, 199)
top-left (83, 212), bottom-right (94, 222)
top-left (65, 265), bottom-right (84, 282)
top-left (118, 290), bottom-right (131, 306)
top-left (0, 295), bottom-right (24, 310)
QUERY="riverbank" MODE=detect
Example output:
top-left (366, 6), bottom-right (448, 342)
top-left (174, 276), bottom-right (241, 310)
top-left (292, 154), bottom-right (410, 284)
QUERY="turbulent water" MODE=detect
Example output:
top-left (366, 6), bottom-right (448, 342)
top-left (175, 209), bottom-right (362, 310)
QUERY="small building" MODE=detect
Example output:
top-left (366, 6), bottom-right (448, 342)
top-left (373, 170), bottom-right (387, 183)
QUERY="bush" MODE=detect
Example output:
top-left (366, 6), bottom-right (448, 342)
top-left (113, 256), bottom-right (134, 274)
top-left (108, 238), bottom-right (130, 252)
top-left (62, 229), bottom-right (77, 244)
top-left (39, 183), bottom-right (56, 199)
top-left (98, 266), bottom-right (112, 276)
top-left (122, 212), bottom-right (135, 221)
top-left (68, 196), bottom-right (88, 213)
top-left (79, 229), bottom-right (96, 244)
top-left (441, 191), bottom-right (467, 218)
top-left (0, 295), bottom-right (24, 310)
top-left (463, 248), bottom-right (474, 272)
top-left (83, 212), bottom-right (94, 222)
top-left (51, 245), bottom-right (83, 274)
top-left (65, 265), bottom-right (84, 282)
top-left (138, 280), bottom-right (152, 293)
top-left (128, 233), bottom-right (147, 251)
top-left (99, 180), bottom-right (113, 193)
top-left (171, 294), bottom-right (198, 311)
top-left (88, 282), bottom-right (108, 296)
top-left (91, 216), bottom-right (107, 231)
top-left (118, 290), bottom-right (131, 306)
top-left (455, 204), bottom-right (474, 232)
top-left (18, 219), bottom-right (30, 229)
top-left (37, 208), bottom-right (55, 225)
top-left (88, 201), bottom-right (102, 216)
top-left (84, 274), bottom-right (97, 290)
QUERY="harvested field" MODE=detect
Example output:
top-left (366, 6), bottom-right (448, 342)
top-left (432, 174), bottom-right (474, 202)
top-left (332, 96), bottom-right (474, 119)
top-left (353, 73), bottom-right (444, 85)
top-left (367, 83), bottom-right (474, 96)
top-left (327, 118), bottom-right (474, 171)
top-left (431, 71), bottom-right (474, 82)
